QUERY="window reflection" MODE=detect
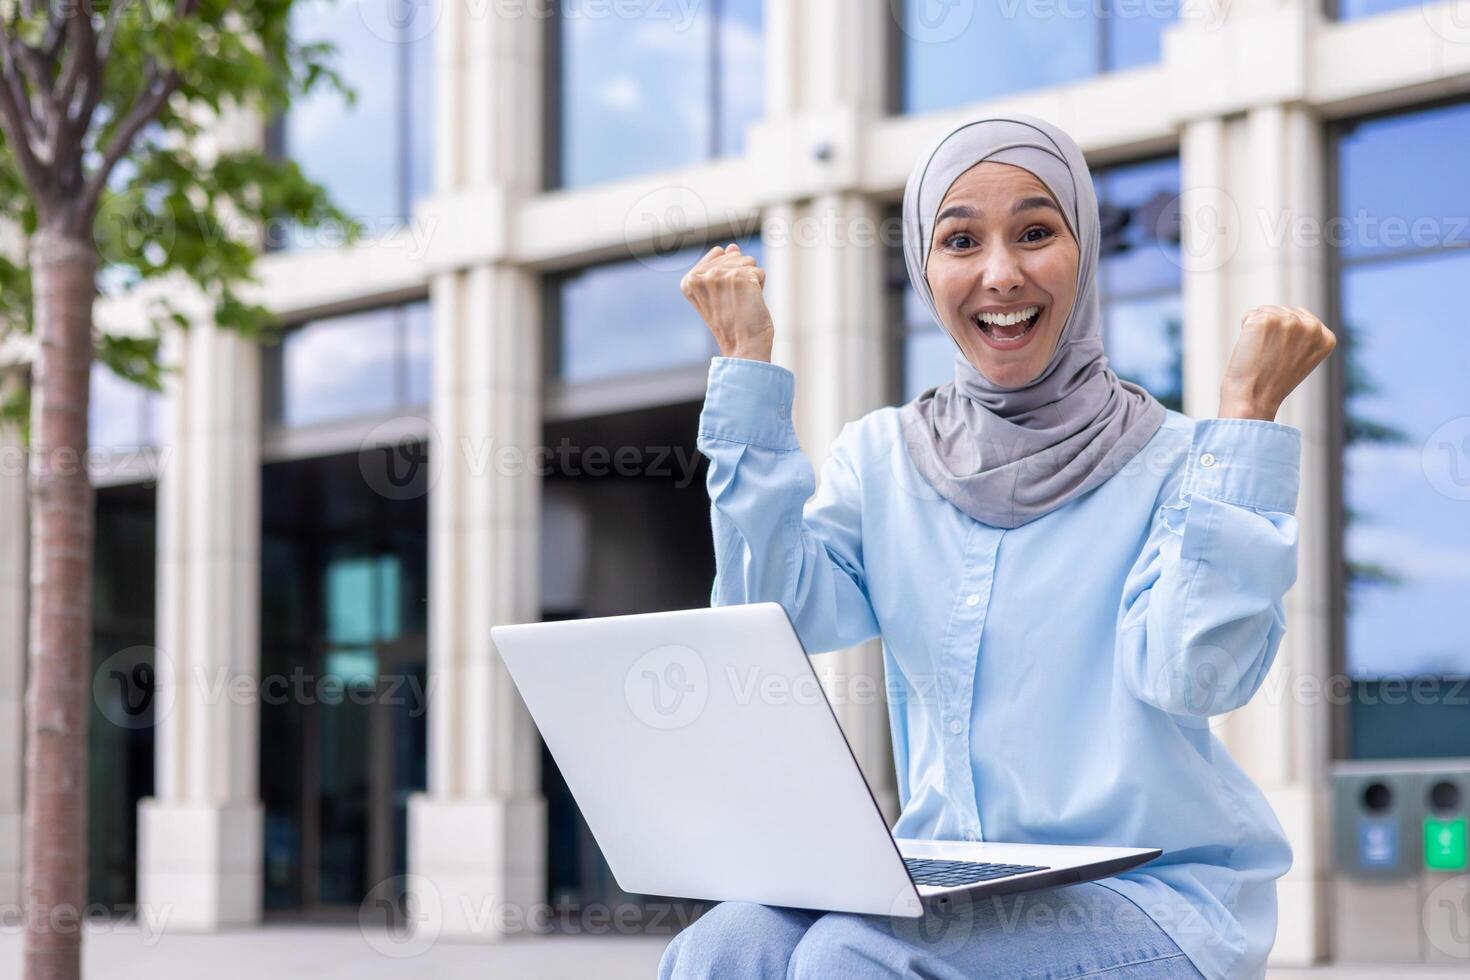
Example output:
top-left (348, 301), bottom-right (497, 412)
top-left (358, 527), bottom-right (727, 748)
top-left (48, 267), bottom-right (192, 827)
top-left (281, 0), bottom-right (434, 246)
top-left (553, 0), bottom-right (764, 188)
top-left (1337, 102), bottom-right (1470, 694)
top-left (90, 363), bottom-right (158, 449)
top-left (897, 0), bottom-right (1178, 114)
top-left (270, 301), bottom-right (432, 428)
top-left (1096, 156), bottom-right (1183, 411)
top-left (552, 237), bottom-right (763, 383)
top-left (1333, 0), bottom-right (1422, 19)
top-left (894, 156), bottom-right (1183, 409)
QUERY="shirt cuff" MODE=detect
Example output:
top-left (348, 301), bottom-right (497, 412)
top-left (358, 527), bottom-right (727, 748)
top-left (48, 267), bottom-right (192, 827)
top-left (697, 356), bottom-right (800, 451)
top-left (1180, 417), bottom-right (1302, 514)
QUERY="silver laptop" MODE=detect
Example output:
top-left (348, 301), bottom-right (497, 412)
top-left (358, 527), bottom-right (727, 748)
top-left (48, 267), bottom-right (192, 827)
top-left (491, 602), bottom-right (1160, 918)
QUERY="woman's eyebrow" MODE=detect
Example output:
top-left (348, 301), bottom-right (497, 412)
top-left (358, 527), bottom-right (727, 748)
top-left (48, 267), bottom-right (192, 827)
top-left (935, 197), bottom-right (1061, 225)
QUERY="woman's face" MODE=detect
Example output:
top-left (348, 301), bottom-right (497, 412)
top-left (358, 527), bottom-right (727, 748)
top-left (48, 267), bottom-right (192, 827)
top-left (925, 161), bottom-right (1080, 388)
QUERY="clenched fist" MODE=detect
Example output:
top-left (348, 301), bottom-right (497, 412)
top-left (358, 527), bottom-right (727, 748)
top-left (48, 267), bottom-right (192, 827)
top-left (1218, 305), bottom-right (1337, 421)
top-left (680, 242), bottom-right (774, 362)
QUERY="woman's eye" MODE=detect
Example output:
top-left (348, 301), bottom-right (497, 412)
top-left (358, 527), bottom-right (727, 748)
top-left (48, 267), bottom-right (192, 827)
top-left (945, 233), bottom-right (975, 249)
top-left (1021, 226), bottom-right (1054, 244)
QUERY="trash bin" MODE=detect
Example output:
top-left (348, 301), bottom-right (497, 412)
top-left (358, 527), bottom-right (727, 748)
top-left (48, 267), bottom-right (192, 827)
top-left (1332, 763), bottom-right (1425, 962)
top-left (1417, 765), bottom-right (1470, 964)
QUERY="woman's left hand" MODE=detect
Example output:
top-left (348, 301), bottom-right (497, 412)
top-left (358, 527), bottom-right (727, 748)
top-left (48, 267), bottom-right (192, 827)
top-left (1217, 305), bottom-right (1337, 421)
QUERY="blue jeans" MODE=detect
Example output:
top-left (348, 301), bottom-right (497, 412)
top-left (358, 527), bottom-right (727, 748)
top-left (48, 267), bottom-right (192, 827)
top-left (658, 882), bottom-right (1208, 979)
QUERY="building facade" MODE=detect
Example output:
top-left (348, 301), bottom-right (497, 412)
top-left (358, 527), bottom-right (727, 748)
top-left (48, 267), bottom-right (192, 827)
top-left (1, 0), bottom-right (1468, 966)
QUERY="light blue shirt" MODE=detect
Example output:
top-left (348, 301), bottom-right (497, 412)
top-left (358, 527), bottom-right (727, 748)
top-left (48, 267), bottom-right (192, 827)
top-left (697, 356), bottom-right (1297, 980)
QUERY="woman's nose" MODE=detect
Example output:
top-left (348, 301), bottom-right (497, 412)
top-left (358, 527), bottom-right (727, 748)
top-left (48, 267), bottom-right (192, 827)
top-left (978, 246), bottom-right (1024, 294)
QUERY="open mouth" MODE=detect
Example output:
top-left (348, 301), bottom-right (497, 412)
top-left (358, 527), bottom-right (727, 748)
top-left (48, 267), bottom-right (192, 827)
top-left (972, 305), bottom-right (1043, 349)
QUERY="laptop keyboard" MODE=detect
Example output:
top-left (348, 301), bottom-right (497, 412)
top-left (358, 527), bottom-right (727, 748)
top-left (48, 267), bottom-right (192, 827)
top-left (903, 858), bottom-right (1049, 887)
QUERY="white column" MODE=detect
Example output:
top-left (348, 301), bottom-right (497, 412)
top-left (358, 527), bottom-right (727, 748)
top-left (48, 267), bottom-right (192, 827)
top-left (406, 0), bottom-right (548, 939)
top-left (766, 194), bottom-right (899, 823)
top-left (1178, 104), bottom-right (1332, 965)
top-left (0, 378), bottom-right (25, 904)
top-left (761, 0), bottom-right (900, 824)
top-left (136, 323), bottom-right (263, 930)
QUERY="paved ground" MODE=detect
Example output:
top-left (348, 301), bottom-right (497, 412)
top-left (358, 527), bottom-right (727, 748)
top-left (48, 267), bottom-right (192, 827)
top-left (0, 923), bottom-right (670, 980)
top-left (0, 923), bottom-right (1465, 978)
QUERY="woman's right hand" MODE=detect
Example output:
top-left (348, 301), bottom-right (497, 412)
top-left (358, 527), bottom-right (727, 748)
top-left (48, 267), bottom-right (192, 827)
top-left (680, 242), bottom-right (774, 362)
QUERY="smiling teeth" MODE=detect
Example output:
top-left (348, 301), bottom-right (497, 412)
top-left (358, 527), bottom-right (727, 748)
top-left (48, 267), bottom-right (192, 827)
top-left (975, 306), bottom-right (1040, 327)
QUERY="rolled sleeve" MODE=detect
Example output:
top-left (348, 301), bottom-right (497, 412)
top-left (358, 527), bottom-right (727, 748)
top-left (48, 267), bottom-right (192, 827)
top-left (1181, 418), bottom-right (1302, 514)
top-left (697, 356), bottom-right (800, 452)
top-left (1119, 415), bottom-right (1303, 718)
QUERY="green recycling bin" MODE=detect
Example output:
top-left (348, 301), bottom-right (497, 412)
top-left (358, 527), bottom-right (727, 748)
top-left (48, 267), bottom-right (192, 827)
top-left (1417, 766), bottom-right (1470, 964)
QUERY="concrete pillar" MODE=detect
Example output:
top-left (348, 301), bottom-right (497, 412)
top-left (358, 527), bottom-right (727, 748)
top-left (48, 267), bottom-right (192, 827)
top-left (761, 0), bottom-right (899, 824)
top-left (406, 0), bottom-right (548, 939)
top-left (0, 378), bottom-right (25, 904)
top-left (136, 322), bottom-right (263, 930)
top-left (1178, 103), bottom-right (1333, 965)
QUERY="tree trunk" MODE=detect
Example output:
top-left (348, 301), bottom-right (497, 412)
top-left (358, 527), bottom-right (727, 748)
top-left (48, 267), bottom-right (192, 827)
top-left (23, 227), bottom-right (97, 980)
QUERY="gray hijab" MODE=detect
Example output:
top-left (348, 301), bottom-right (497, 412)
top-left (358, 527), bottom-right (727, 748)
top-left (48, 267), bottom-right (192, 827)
top-left (898, 113), bottom-right (1165, 528)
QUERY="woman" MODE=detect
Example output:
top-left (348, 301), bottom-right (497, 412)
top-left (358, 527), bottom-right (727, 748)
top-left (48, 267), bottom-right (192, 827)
top-left (664, 113), bottom-right (1335, 979)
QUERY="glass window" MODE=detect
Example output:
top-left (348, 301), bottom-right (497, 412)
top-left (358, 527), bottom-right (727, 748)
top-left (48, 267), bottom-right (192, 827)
top-left (260, 450), bottom-right (428, 910)
top-left (551, 237), bottom-right (762, 383)
top-left (89, 485), bottom-right (157, 911)
top-left (269, 300), bottom-right (432, 428)
top-left (896, 0), bottom-right (1179, 115)
top-left (1335, 101), bottom-right (1470, 757)
top-left (1096, 156), bottom-right (1183, 411)
top-left (893, 156), bottom-right (1183, 409)
top-left (280, 0), bottom-right (435, 246)
top-left (1332, 0), bottom-right (1422, 19)
top-left (90, 363), bottom-right (159, 450)
top-left (553, 0), bottom-right (764, 189)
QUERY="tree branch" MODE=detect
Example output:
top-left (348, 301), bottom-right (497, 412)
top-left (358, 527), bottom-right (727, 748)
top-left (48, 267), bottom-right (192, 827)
top-left (55, 6), bottom-right (97, 111)
top-left (52, 2), bottom-right (99, 165)
top-left (76, 63), bottom-right (180, 221)
top-left (0, 34), bottom-right (46, 190)
top-left (97, 0), bottom-right (131, 64)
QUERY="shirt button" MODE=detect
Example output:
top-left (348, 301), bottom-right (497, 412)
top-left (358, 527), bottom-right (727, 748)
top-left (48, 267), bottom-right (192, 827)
top-left (1199, 452), bottom-right (1216, 468)
top-left (965, 594), bottom-right (980, 607)
top-left (948, 719), bottom-right (963, 735)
